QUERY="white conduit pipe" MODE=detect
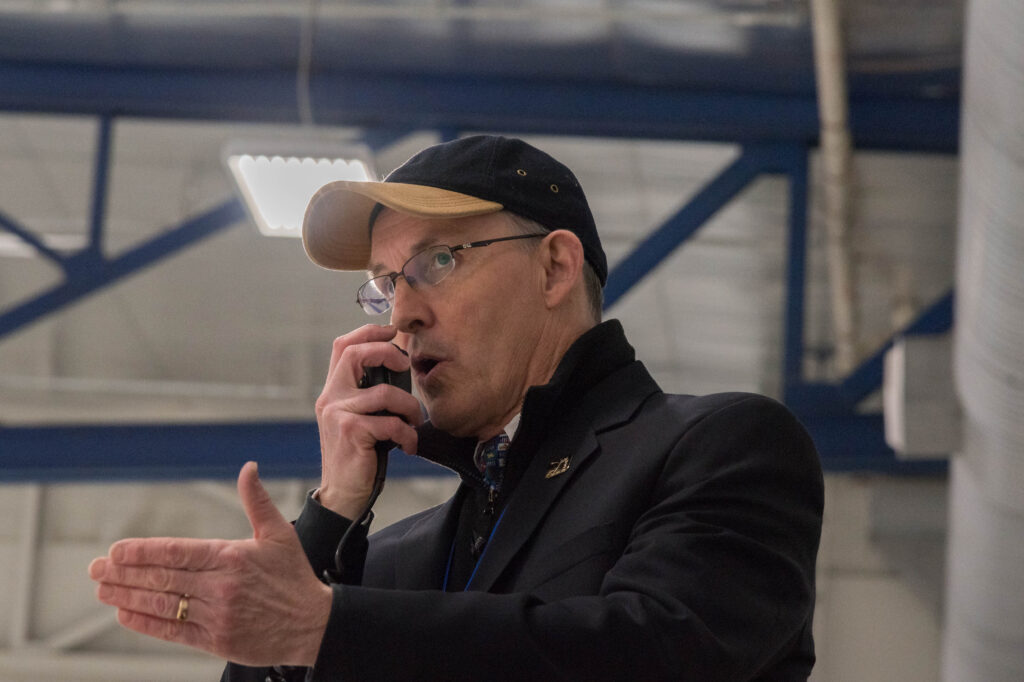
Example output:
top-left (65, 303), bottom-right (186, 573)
top-left (810, 0), bottom-right (859, 375)
top-left (945, 0), bottom-right (1024, 679)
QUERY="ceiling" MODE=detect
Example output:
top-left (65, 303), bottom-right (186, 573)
top-left (0, 0), bottom-right (962, 146)
top-left (0, 1), bottom-right (962, 88)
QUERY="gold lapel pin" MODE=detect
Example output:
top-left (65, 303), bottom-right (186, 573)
top-left (545, 457), bottom-right (570, 479)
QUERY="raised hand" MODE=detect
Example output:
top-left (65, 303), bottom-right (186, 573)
top-left (89, 462), bottom-right (332, 667)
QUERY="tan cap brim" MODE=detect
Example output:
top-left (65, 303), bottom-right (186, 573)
top-left (302, 180), bottom-right (504, 271)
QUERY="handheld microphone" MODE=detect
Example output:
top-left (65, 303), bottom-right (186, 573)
top-left (323, 355), bottom-right (412, 584)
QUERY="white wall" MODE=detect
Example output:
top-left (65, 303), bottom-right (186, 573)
top-left (813, 475), bottom-right (947, 682)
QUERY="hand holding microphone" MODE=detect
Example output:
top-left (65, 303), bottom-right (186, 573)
top-left (314, 324), bottom-right (422, 519)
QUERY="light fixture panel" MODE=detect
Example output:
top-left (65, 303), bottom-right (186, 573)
top-left (224, 138), bottom-right (375, 238)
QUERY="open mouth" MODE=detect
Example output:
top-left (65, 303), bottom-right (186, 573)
top-left (412, 356), bottom-right (442, 377)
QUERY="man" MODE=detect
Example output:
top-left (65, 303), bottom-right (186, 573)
top-left (89, 135), bottom-right (824, 681)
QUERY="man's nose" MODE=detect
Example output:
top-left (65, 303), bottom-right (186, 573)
top-left (390, 279), bottom-right (432, 333)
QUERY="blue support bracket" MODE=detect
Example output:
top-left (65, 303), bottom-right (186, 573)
top-left (0, 198), bottom-right (246, 342)
top-left (0, 208), bottom-right (69, 269)
top-left (0, 116), bottom-right (114, 276)
top-left (837, 291), bottom-right (954, 407)
top-left (784, 292), bottom-right (954, 470)
top-left (779, 147), bottom-right (809, 393)
top-left (800, 413), bottom-right (947, 475)
top-left (604, 142), bottom-right (808, 313)
top-left (87, 115), bottom-right (113, 260)
top-left (595, 140), bottom-right (946, 473)
top-left (605, 145), bottom-right (773, 309)
top-left (785, 291), bottom-right (955, 414)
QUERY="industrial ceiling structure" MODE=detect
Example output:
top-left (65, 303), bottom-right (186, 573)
top-left (0, 0), bottom-right (963, 479)
top-left (4, 1), bottom-right (1010, 681)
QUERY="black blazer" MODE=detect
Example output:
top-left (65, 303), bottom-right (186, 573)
top-left (227, 330), bottom-right (823, 681)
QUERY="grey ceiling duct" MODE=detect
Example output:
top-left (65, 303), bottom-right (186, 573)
top-left (945, 0), bottom-right (1024, 678)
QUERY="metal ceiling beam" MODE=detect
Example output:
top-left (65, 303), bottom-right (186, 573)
top-left (0, 422), bottom-right (445, 482)
top-left (783, 144), bottom-right (810, 391)
top-left (838, 292), bottom-right (954, 407)
top-left (87, 115), bottom-right (113, 259)
top-left (0, 63), bottom-right (959, 152)
top-left (0, 413), bottom-right (942, 481)
top-left (605, 141), bottom-right (807, 309)
top-left (0, 114), bottom-right (248, 341)
top-left (0, 198), bottom-right (246, 341)
top-left (0, 136), bottom-right (947, 479)
top-left (0, 208), bottom-right (67, 267)
top-left (605, 145), bottom-right (768, 308)
top-left (785, 292), bottom-right (955, 415)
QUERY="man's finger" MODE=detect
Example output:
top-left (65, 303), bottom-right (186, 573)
top-left (116, 608), bottom-right (208, 652)
top-left (97, 582), bottom-right (206, 623)
top-left (237, 461), bottom-right (291, 541)
top-left (90, 558), bottom-right (202, 596)
top-left (342, 383), bottom-right (424, 428)
top-left (106, 536), bottom-right (228, 570)
top-left (353, 413), bottom-right (419, 457)
top-left (326, 324), bottom-right (397, 384)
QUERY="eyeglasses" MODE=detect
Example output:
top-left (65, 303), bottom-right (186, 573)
top-left (356, 233), bottom-right (547, 315)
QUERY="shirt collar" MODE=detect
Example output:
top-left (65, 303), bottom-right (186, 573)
top-left (472, 413), bottom-right (521, 459)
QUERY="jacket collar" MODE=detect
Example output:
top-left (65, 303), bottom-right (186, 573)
top-left (400, 320), bottom-right (662, 592)
top-left (414, 319), bottom-right (642, 478)
top-left (465, 353), bottom-right (660, 591)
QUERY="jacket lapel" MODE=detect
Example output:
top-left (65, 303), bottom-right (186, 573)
top-left (465, 361), bottom-right (659, 592)
top-left (393, 487), bottom-right (465, 589)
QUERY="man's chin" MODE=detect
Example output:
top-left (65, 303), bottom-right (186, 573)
top-left (421, 402), bottom-right (477, 438)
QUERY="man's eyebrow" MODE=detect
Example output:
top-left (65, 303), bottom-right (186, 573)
top-left (368, 236), bottom-right (446, 275)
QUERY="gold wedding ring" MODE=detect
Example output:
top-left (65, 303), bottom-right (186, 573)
top-left (176, 594), bottom-right (190, 622)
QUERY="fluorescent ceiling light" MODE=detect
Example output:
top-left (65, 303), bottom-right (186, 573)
top-left (225, 139), bottom-right (375, 238)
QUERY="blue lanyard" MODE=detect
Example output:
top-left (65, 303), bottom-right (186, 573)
top-left (442, 505), bottom-right (509, 591)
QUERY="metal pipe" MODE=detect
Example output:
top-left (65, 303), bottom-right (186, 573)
top-left (810, 0), bottom-right (859, 376)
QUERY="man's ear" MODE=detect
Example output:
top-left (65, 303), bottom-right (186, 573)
top-left (538, 230), bottom-right (585, 309)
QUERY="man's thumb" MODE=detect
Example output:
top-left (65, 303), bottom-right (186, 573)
top-left (237, 461), bottom-right (288, 539)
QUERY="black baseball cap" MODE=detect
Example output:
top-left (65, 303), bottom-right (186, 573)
top-left (302, 135), bottom-right (608, 285)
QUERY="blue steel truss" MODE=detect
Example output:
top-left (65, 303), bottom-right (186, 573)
top-left (0, 200), bottom-right (247, 340)
top-left (602, 142), bottom-right (950, 477)
top-left (0, 115), bottom-right (953, 480)
top-left (0, 117), bottom-right (248, 341)
top-left (0, 63), bottom-right (958, 153)
top-left (0, 422), bottom-right (442, 483)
